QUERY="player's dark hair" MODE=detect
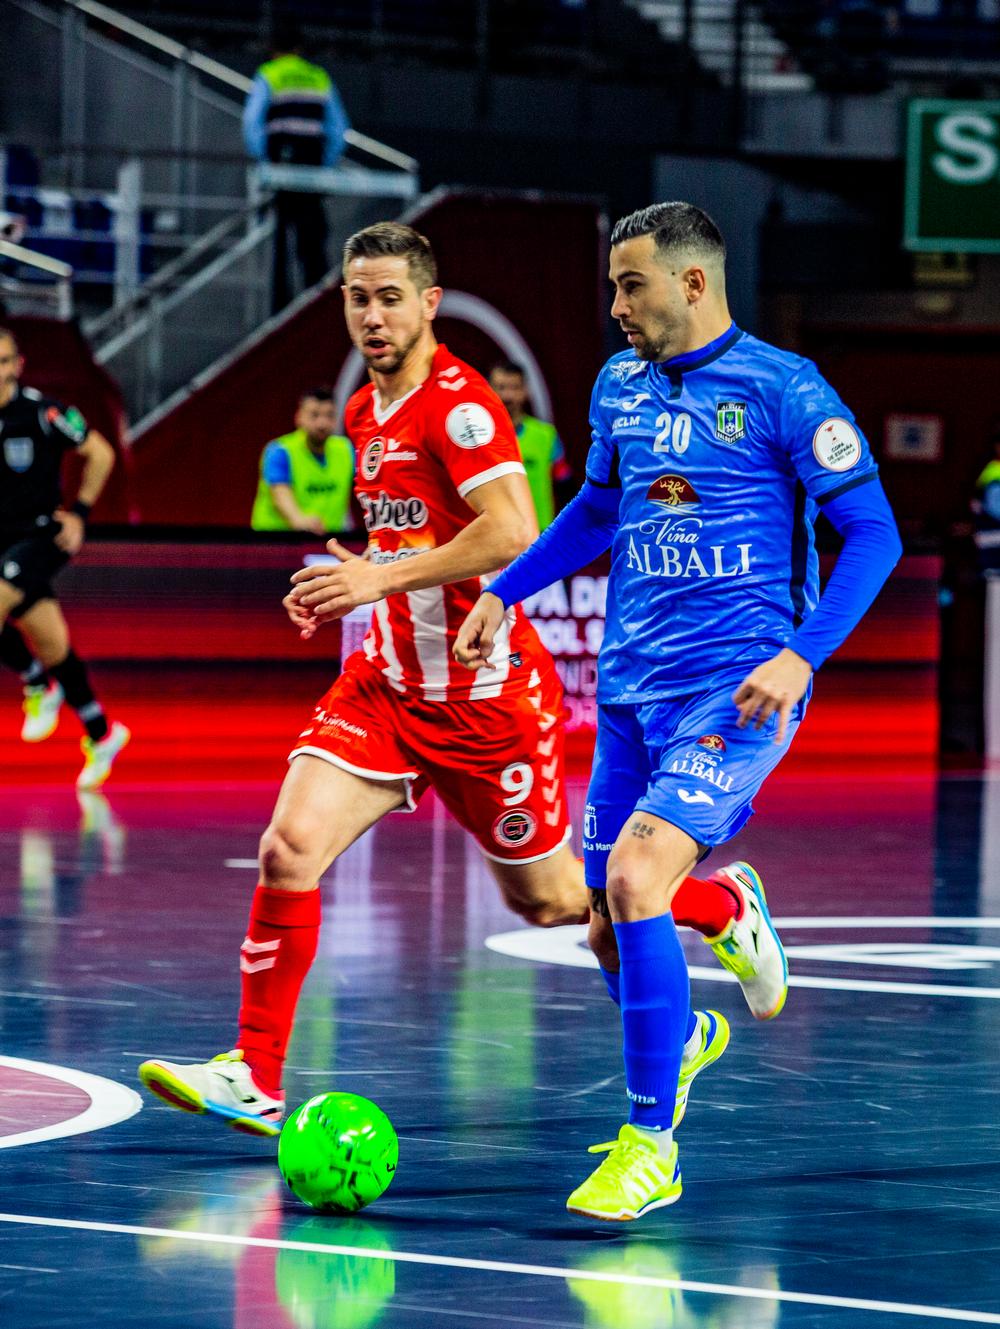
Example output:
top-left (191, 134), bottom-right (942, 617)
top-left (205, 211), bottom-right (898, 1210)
top-left (0, 326), bottom-right (18, 352)
top-left (271, 21), bottom-right (303, 54)
top-left (299, 386), bottom-right (334, 405)
top-left (343, 222), bottom-right (438, 292)
top-left (489, 359), bottom-right (525, 379)
top-left (610, 202), bottom-right (726, 267)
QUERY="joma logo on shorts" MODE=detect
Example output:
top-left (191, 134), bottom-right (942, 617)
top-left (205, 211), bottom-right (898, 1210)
top-left (360, 491), bottom-right (429, 533)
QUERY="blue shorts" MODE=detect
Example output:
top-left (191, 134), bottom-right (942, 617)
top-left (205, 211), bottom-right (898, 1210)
top-left (582, 673), bottom-right (807, 891)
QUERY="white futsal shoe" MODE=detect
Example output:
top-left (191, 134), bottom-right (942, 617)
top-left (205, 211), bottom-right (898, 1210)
top-left (21, 682), bottom-right (63, 741)
top-left (704, 861), bottom-right (788, 1020)
top-left (77, 720), bottom-right (131, 789)
top-left (138, 1050), bottom-right (284, 1137)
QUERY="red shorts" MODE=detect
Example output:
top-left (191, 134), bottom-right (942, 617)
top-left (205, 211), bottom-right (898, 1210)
top-left (290, 656), bottom-right (571, 863)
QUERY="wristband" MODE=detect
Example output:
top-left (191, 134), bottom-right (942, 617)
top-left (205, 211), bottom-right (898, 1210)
top-left (70, 499), bottom-right (92, 521)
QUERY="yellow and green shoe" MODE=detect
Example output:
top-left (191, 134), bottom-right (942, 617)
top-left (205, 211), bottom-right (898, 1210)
top-left (566, 1124), bottom-right (682, 1222)
top-left (674, 1009), bottom-right (730, 1128)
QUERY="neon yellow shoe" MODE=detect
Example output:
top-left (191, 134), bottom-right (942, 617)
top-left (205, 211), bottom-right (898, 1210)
top-left (705, 861), bottom-right (788, 1020)
top-left (566, 1124), bottom-right (682, 1222)
top-left (674, 1009), bottom-right (730, 1128)
top-left (21, 682), bottom-right (63, 742)
top-left (77, 720), bottom-right (131, 789)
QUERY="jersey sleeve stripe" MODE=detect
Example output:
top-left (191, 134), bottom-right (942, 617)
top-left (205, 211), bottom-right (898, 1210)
top-left (815, 470), bottom-right (878, 506)
top-left (456, 461), bottom-right (526, 499)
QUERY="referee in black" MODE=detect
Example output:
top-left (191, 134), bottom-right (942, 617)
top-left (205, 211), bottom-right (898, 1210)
top-left (0, 326), bottom-right (130, 787)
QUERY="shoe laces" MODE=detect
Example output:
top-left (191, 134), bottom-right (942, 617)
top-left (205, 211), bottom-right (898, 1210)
top-left (586, 1130), bottom-right (659, 1183)
top-left (210, 1050), bottom-right (245, 1065)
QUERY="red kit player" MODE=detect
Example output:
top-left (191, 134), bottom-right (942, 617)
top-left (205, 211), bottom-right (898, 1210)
top-left (137, 222), bottom-right (587, 1133)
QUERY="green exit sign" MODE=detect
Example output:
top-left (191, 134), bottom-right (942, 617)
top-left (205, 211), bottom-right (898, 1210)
top-left (904, 99), bottom-right (1000, 253)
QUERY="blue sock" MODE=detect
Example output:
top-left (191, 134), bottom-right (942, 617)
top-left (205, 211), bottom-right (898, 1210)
top-left (600, 975), bottom-right (697, 1045)
top-left (600, 966), bottom-right (620, 1006)
top-left (613, 912), bottom-right (691, 1130)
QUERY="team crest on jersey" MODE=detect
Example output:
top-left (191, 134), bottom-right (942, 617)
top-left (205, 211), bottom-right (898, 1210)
top-left (3, 437), bottom-right (33, 472)
top-left (715, 401), bottom-right (747, 443)
top-left (361, 436), bottom-right (386, 480)
top-left (696, 734), bottom-right (726, 753)
top-left (493, 809), bottom-right (537, 849)
top-left (647, 474), bottom-right (701, 511)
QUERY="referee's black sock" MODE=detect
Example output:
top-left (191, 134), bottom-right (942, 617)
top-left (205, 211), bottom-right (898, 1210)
top-left (49, 650), bottom-right (109, 742)
top-left (0, 622), bottom-right (50, 688)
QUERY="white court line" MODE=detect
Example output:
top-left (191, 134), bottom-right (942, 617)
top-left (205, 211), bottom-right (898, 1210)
top-left (486, 920), bottom-right (1000, 999)
top-left (224, 858), bottom-right (259, 869)
top-left (0, 1058), bottom-right (142, 1150)
top-left (0, 1213), bottom-right (997, 1324)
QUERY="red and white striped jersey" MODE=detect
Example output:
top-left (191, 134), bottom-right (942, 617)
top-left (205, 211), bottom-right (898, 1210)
top-left (344, 344), bottom-right (549, 702)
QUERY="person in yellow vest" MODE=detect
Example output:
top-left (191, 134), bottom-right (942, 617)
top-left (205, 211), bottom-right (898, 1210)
top-left (251, 388), bottom-right (355, 535)
top-left (489, 360), bottom-right (573, 530)
top-left (243, 24), bottom-right (350, 312)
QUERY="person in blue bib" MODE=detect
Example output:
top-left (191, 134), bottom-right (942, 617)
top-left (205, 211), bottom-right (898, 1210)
top-left (456, 202), bottom-right (901, 1222)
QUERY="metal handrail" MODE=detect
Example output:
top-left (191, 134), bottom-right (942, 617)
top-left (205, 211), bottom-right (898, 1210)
top-left (0, 237), bottom-right (73, 280)
top-left (0, 238), bottom-right (74, 318)
top-left (66, 0), bottom-right (419, 174)
top-left (83, 204), bottom-right (257, 342)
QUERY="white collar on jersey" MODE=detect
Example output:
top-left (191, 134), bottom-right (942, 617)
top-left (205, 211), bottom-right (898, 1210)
top-left (371, 381), bottom-right (423, 427)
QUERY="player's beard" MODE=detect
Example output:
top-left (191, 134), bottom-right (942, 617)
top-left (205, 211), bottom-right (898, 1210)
top-left (627, 323), bottom-right (675, 362)
top-left (361, 326), bottom-right (423, 376)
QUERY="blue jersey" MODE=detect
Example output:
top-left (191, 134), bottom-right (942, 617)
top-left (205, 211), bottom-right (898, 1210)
top-left (586, 323), bottom-right (879, 703)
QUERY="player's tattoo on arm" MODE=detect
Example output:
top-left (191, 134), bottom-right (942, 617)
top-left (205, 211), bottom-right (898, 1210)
top-left (629, 818), bottom-right (657, 840)
top-left (588, 888), bottom-right (610, 918)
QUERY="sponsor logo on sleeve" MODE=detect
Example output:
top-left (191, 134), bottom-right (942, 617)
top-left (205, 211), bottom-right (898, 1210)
top-left (813, 418), bottom-right (862, 472)
top-left (446, 402), bottom-right (496, 449)
top-left (493, 808), bottom-right (538, 848)
top-left (45, 405), bottom-right (87, 445)
top-left (715, 400), bottom-right (747, 443)
top-left (609, 358), bottom-right (643, 383)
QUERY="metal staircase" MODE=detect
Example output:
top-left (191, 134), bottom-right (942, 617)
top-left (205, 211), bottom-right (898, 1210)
top-left (627, 0), bottom-right (813, 91)
top-left (2, 0), bottom-right (420, 426)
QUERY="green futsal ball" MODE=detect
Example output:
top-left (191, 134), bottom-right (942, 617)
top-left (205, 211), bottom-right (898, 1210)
top-left (278, 1092), bottom-right (398, 1214)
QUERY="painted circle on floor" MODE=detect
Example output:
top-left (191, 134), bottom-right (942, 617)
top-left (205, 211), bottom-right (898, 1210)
top-left (0, 1056), bottom-right (142, 1149)
top-left (484, 918), bottom-right (1000, 999)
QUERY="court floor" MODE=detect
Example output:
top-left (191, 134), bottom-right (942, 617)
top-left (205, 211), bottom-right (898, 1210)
top-left (2, 769), bottom-right (1000, 1328)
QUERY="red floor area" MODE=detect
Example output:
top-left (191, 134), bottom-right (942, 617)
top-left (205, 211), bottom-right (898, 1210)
top-left (4, 661), bottom-right (938, 787)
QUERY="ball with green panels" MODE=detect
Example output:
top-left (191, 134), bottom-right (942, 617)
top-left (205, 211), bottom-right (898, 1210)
top-left (278, 1092), bottom-right (398, 1214)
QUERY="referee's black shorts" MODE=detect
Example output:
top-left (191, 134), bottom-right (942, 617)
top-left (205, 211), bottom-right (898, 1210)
top-left (1, 526), bottom-right (70, 617)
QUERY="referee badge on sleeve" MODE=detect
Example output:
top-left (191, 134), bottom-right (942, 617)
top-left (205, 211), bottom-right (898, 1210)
top-left (715, 401), bottom-right (747, 443)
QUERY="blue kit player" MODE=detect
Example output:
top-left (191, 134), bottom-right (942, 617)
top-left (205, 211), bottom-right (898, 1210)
top-left (455, 202), bottom-right (902, 1222)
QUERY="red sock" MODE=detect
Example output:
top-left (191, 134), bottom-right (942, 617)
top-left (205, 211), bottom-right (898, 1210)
top-left (671, 873), bottom-right (742, 937)
top-left (236, 884), bottom-right (321, 1096)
